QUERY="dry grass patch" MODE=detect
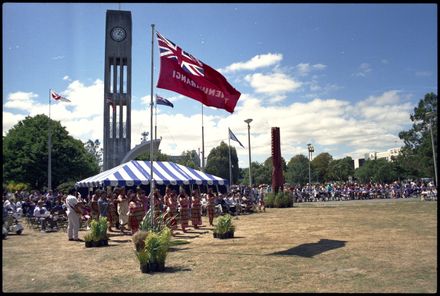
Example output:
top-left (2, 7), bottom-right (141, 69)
top-left (2, 199), bottom-right (436, 293)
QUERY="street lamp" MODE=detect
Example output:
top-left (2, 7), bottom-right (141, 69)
top-left (426, 111), bottom-right (437, 186)
top-left (244, 118), bottom-right (253, 187)
top-left (307, 143), bottom-right (314, 185)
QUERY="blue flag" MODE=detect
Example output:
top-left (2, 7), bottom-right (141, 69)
top-left (229, 128), bottom-right (244, 148)
top-left (155, 94), bottom-right (174, 108)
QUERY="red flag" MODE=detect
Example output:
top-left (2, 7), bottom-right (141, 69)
top-left (50, 90), bottom-right (71, 102)
top-left (156, 31), bottom-right (241, 113)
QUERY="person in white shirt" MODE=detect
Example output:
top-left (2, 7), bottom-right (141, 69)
top-left (33, 200), bottom-right (50, 232)
top-left (65, 188), bottom-right (82, 241)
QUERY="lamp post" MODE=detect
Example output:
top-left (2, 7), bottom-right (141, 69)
top-left (307, 143), bottom-right (314, 185)
top-left (244, 118), bottom-right (253, 187)
top-left (426, 111), bottom-right (437, 186)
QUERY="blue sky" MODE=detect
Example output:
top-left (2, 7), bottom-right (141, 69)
top-left (3, 3), bottom-right (438, 169)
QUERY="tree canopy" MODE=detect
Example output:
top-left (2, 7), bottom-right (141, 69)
top-left (285, 154), bottom-right (309, 185)
top-left (397, 92), bottom-right (437, 180)
top-left (205, 141), bottom-right (239, 184)
top-left (3, 114), bottom-right (100, 191)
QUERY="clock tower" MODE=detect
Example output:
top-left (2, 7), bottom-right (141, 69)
top-left (103, 10), bottom-right (132, 170)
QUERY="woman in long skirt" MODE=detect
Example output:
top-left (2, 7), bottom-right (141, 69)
top-left (117, 187), bottom-right (129, 233)
top-left (206, 188), bottom-right (216, 226)
top-left (178, 188), bottom-right (189, 232)
top-left (164, 188), bottom-right (178, 235)
top-left (191, 189), bottom-right (202, 229)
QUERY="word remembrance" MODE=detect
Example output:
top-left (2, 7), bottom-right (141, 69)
top-left (156, 31), bottom-right (241, 113)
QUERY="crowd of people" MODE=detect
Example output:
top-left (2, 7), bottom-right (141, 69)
top-left (285, 180), bottom-right (437, 203)
top-left (2, 179), bottom-right (436, 240)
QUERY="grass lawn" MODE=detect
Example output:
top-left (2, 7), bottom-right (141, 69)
top-left (2, 198), bottom-right (437, 292)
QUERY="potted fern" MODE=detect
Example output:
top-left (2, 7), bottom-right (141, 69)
top-left (98, 217), bottom-right (109, 246)
top-left (136, 227), bottom-right (171, 273)
top-left (85, 217), bottom-right (109, 247)
top-left (84, 232), bottom-right (93, 248)
top-left (213, 214), bottom-right (235, 239)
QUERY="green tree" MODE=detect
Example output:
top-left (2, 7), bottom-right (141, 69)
top-left (205, 141), bottom-right (240, 184)
top-left (285, 154), bottom-right (309, 185)
top-left (354, 159), bottom-right (397, 183)
top-left (310, 152), bottom-right (333, 183)
top-left (326, 156), bottom-right (354, 182)
top-left (397, 92), bottom-right (437, 180)
top-left (84, 139), bottom-right (103, 170)
top-left (176, 150), bottom-right (200, 169)
top-left (3, 114), bottom-right (99, 191)
top-left (136, 150), bottom-right (169, 161)
top-left (241, 161), bottom-right (271, 186)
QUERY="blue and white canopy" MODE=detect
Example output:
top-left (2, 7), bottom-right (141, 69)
top-left (75, 160), bottom-right (228, 188)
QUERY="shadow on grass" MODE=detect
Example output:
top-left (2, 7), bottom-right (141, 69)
top-left (163, 265), bottom-right (192, 273)
top-left (269, 239), bottom-right (347, 258)
top-left (109, 239), bottom-right (132, 243)
top-left (169, 247), bottom-right (192, 252)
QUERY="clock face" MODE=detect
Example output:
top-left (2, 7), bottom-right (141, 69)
top-left (111, 27), bottom-right (126, 42)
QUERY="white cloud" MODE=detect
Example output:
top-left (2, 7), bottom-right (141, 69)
top-left (63, 75), bottom-right (71, 81)
top-left (354, 62), bottom-right (372, 77)
top-left (2, 112), bottom-right (27, 136)
top-left (3, 77), bottom-right (414, 170)
top-left (244, 72), bottom-right (302, 95)
top-left (220, 53), bottom-right (283, 73)
top-left (4, 91), bottom-right (39, 110)
top-left (295, 63), bottom-right (327, 76)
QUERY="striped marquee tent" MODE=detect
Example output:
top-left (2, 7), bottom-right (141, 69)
top-left (75, 160), bottom-right (228, 188)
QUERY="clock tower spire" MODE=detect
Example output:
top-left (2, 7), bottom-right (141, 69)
top-left (103, 10), bottom-right (132, 170)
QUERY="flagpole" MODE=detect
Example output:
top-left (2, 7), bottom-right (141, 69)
top-left (201, 103), bottom-right (205, 171)
top-left (150, 24), bottom-right (155, 226)
top-left (48, 89), bottom-right (52, 191)
top-left (154, 95), bottom-right (157, 142)
top-left (228, 128), bottom-right (232, 187)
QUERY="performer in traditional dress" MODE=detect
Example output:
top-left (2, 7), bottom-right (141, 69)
top-left (107, 189), bottom-right (117, 232)
top-left (152, 188), bottom-right (162, 221)
top-left (117, 187), bottom-right (129, 234)
top-left (128, 191), bottom-right (144, 235)
top-left (206, 188), bottom-right (216, 226)
top-left (163, 188), bottom-right (178, 235)
top-left (89, 191), bottom-right (100, 221)
top-left (178, 188), bottom-right (190, 232)
top-left (191, 189), bottom-right (202, 229)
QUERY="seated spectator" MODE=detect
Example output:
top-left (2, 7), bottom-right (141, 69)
top-left (33, 200), bottom-right (51, 232)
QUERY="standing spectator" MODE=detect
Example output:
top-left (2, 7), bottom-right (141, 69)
top-left (65, 188), bottom-right (82, 241)
top-left (191, 189), bottom-right (202, 229)
top-left (178, 188), bottom-right (190, 233)
top-left (206, 188), bottom-right (216, 226)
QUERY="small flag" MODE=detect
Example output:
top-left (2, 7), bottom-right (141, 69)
top-left (50, 90), bottom-right (71, 102)
top-left (155, 94), bottom-right (174, 108)
top-left (156, 31), bottom-right (241, 113)
top-left (106, 97), bottom-right (116, 111)
top-left (229, 128), bottom-right (244, 148)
